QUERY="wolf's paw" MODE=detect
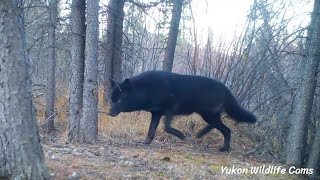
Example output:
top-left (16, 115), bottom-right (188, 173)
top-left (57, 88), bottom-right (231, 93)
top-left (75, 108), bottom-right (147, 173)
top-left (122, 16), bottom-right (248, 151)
top-left (196, 132), bottom-right (203, 138)
top-left (179, 134), bottom-right (186, 140)
top-left (219, 146), bottom-right (230, 152)
top-left (142, 137), bottom-right (152, 145)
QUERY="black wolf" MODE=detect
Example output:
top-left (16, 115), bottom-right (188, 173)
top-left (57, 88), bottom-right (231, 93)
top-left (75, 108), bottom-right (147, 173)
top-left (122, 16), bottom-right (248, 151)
top-left (108, 71), bottom-right (256, 151)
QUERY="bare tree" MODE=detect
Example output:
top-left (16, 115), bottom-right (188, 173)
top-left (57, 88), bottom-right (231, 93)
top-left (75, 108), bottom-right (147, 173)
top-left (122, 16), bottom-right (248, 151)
top-left (0, 0), bottom-right (49, 178)
top-left (79, 0), bottom-right (100, 143)
top-left (24, 0), bottom-right (48, 85)
top-left (121, 2), bottom-right (168, 77)
top-left (45, 0), bottom-right (58, 134)
top-left (104, 0), bottom-right (125, 101)
top-left (162, 0), bottom-right (184, 72)
top-left (286, 0), bottom-right (320, 166)
top-left (68, 0), bottom-right (86, 142)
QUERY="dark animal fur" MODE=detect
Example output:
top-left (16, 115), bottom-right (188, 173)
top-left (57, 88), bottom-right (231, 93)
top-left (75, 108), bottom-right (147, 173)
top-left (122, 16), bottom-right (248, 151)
top-left (108, 71), bottom-right (256, 151)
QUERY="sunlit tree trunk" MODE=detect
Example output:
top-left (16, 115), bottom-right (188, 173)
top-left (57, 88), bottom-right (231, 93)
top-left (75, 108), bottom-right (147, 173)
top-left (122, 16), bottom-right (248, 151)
top-left (45, 0), bottom-right (58, 134)
top-left (80, 0), bottom-right (99, 143)
top-left (286, 0), bottom-right (320, 166)
top-left (68, 0), bottom-right (86, 142)
top-left (162, 0), bottom-right (183, 72)
top-left (0, 0), bottom-right (49, 179)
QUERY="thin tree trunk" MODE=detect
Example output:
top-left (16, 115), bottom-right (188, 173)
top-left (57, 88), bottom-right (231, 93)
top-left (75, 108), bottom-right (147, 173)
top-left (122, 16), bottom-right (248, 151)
top-left (0, 0), bottom-right (49, 179)
top-left (45, 0), bottom-right (57, 134)
top-left (286, 0), bottom-right (320, 166)
top-left (112, 0), bottom-right (124, 81)
top-left (103, 0), bottom-right (114, 101)
top-left (80, 0), bottom-right (99, 143)
top-left (189, 2), bottom-right (198, 76)
top-left (68, 0), bottom-right (86, 142)
top-left (104, 0), bottom-right (125, 101)
top-left (307, 123), bottom-right (320, 179)
top-left (162, 0), bottom-right (183, 72)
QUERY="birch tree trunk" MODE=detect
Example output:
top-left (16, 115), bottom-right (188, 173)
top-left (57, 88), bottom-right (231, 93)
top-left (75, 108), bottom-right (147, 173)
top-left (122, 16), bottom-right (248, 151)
top-left (0, 0), bottom-right (49, 179)
top-left (286, 0), bottom-right (320, 166)
top-left (68, 0), bottom-right (86, 142)
top-left (45, 0), bottom-right (58, 134)
top-left (162, 0), bottom-right (183, 72)
top-left (79, 0), bottom-right (99, 143)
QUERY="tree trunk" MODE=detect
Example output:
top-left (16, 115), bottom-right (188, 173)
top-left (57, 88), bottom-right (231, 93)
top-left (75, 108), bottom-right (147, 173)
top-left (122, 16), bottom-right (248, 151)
top-left (68, 0), bottom-right (86, 142)
top-left (80, 0), bottom-right (99, 143)
top-left (286, 0), bottom-right (320, 166)
top-left (104, 0), bottom-right (125, 101)
top-left (45, 0), bottom-right (58, 134)
top-left (307, 123), bottom-right (320, 179)
top-left (0, 0), bottom-right (49, 179)
top-left (162, 0), bottom-right (183, 72)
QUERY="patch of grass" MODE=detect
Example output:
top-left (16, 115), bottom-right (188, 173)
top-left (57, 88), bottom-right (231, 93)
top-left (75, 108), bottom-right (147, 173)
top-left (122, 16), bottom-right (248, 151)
top-left (176, 152), bottom-right (206, 165)
top-left (183, 154), bottom-right (193, 160)
top-left (158, 172), bottom-right (170, 178)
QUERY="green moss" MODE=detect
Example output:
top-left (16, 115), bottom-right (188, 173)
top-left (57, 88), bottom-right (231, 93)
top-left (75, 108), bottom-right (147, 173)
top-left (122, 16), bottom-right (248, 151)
top-left (210, 165), bottom-right (221, 171)
top-left (183, 154), bottom-right (193, 160)
top-left (158, 172), bottom-right (170, 178)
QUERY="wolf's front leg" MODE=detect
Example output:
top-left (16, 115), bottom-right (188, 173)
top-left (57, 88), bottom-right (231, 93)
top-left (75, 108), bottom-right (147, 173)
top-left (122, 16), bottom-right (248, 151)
top-left (164, 112), bottom-right (185, 140)
top-left (144, 112), bottom-right (161, 144)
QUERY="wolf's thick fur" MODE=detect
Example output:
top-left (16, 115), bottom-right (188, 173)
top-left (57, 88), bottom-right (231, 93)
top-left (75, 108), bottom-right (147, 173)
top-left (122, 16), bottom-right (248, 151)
top-left (109, 71), bottom-right (256, 151)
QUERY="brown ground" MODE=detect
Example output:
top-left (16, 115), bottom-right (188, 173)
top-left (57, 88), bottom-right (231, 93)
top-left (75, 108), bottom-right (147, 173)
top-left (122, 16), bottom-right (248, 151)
top-left (43, 132), bottom-right (305, 180)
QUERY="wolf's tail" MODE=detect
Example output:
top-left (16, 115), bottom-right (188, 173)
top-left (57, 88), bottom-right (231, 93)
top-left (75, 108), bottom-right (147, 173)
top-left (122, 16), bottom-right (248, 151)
top-left (225, 91), bottom-right (256, 123)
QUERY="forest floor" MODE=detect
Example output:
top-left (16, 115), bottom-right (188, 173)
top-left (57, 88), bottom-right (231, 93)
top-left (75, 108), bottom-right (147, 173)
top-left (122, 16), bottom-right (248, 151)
top-left (36, 93), bottom-right (308, 179)
top-left (42, 129), bottom-right (305, 180)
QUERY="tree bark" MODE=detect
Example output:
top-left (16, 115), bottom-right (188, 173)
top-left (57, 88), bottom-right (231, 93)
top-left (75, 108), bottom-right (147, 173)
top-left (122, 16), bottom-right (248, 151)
top-left (104, 0), bottom-right (125, 101)
top-left (80, 0), bottom-right (99, 143)
top-left (162, 0), bottom-right (183, 72)
top-left (286, 0), bottom-right (320, 166)
top-left (68, 0), bottom-right (86, 142)
top-left (0, 0), bottom-right (49, 179)
top-left (307, 123), bottom-right (320, 179)
top-left (45, 0), bottom-right (58, 134)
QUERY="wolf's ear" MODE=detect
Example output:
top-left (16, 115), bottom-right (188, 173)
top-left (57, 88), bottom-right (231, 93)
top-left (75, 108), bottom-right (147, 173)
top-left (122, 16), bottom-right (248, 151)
top-left (121, 79), bottom-right (132, 90)
top-left (110, 78), bottom-right (122, 91)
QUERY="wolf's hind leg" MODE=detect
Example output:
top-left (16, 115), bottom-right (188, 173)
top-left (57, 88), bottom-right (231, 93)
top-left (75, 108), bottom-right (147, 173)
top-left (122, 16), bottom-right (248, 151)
top-left (196, 124), bottom-right (214, 138)
top-left (215, 122), bottom-right (231, 152)
top-left (198, 112), bottom-right (231, 152)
